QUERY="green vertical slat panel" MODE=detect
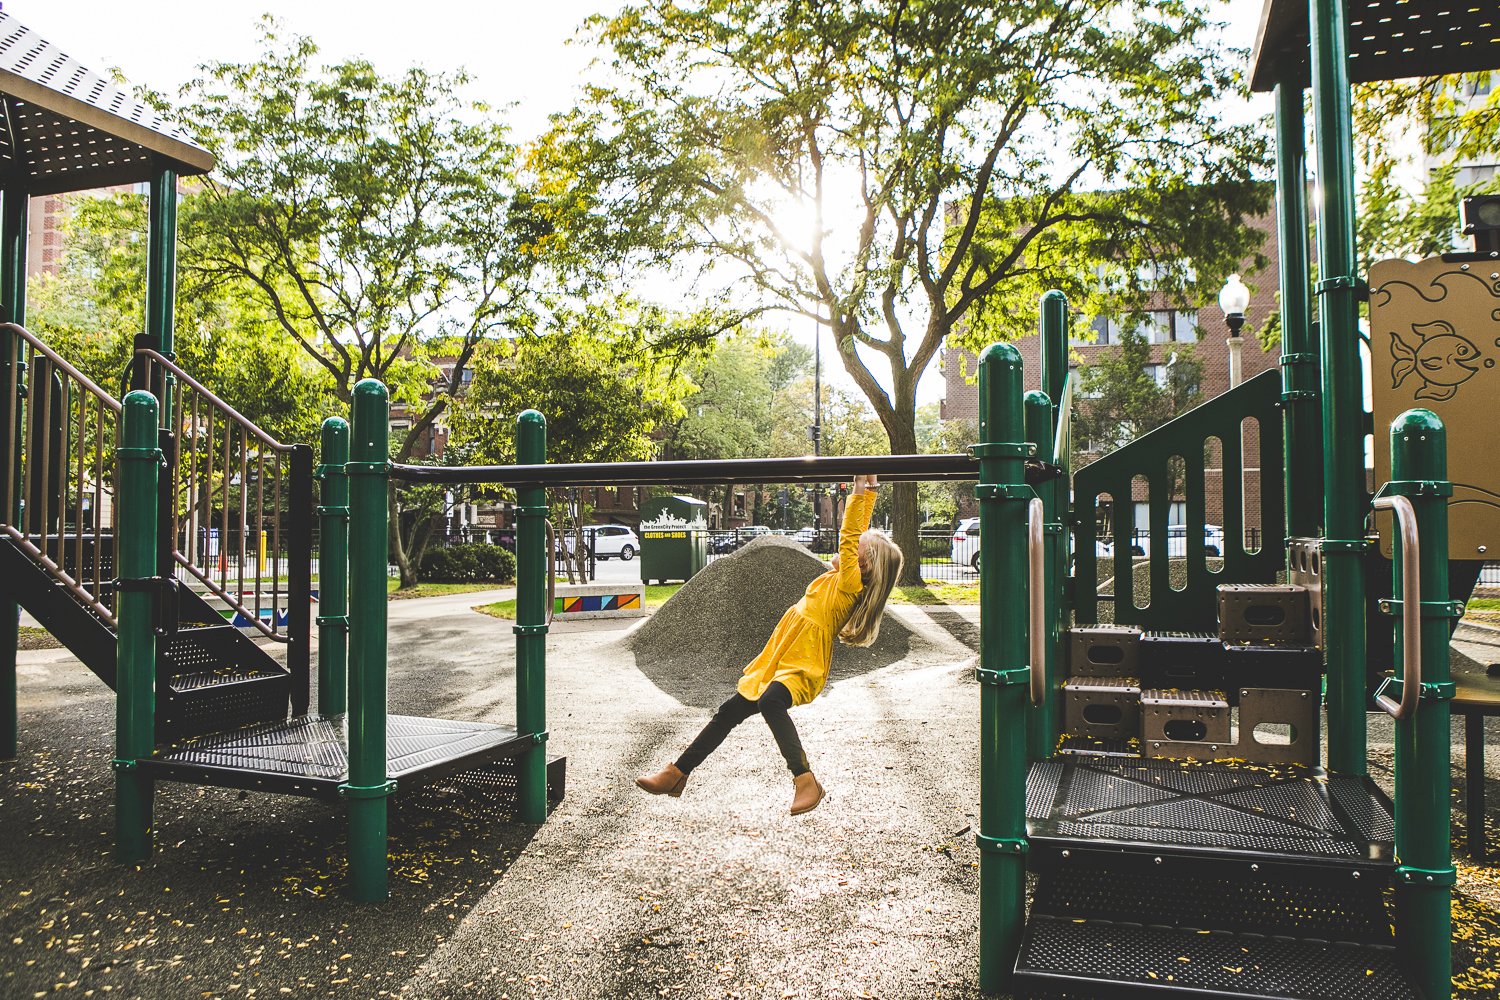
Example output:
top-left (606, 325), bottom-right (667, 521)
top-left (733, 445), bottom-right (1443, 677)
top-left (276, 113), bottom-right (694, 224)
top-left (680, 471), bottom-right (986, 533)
top-left (1073, 371), bottom-right (1284, 631)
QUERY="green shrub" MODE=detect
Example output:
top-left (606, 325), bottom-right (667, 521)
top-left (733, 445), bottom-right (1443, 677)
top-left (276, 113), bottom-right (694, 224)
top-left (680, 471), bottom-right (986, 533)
top-left (419, 542), bottom-right (516, 583)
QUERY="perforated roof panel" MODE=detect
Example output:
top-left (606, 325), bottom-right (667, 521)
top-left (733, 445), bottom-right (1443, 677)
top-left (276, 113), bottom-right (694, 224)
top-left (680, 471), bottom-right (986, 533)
top-left (1251, 0), bottom-right (1500, 93)
top-left (0, 13), bottom-right (213, 195)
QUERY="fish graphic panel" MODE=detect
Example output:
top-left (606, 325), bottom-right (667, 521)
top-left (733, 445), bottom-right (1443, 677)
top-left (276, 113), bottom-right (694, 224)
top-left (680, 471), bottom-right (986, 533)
top-left (1370, 256), bottom-right (1500, 559)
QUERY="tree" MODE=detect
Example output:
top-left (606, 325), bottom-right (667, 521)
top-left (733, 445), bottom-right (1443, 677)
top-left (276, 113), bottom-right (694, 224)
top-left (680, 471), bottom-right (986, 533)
top-left (539, 0), bottom-right (1270, 583)
top-left (447, 300), bottom-right (693, 578)
top-left (1072, 329), bottom-right (1202, 460)
top-left (28, 190), bottom-right (333, 444)
top-left (171, 22), bottom-right (552, 586)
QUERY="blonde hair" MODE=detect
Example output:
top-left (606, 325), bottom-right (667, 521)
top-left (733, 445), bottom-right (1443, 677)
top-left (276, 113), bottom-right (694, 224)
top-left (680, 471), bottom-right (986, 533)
top-left (839, 530), bottom-right (903, 647)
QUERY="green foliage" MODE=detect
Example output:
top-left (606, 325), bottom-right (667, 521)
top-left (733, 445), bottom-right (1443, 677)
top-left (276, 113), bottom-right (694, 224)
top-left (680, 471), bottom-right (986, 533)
top-left (538, 0), bottom-right (1270, 581)
top-left (1352, 73), bottom-right (1500, 275)
top-left (449, 300), bottom-right (692, 466)
top-left (1073, 330), bottom-right (1203, 456)
top-left (27, 190), bottom-right (336, 444)
top-left (418, 542), bottom-right (516, 584)
top-left (166, 21), bottom-right (556, 585)
top-left (173, 20), bottom-right (547, 426)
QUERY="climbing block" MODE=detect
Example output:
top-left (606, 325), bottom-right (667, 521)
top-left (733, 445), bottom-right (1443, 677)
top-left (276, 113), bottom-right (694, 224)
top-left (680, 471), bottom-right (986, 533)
top-left (1141, 688), bottom-right (1230, 760)
top-left (1138, 631), bottom-right (1226, 691)
top-left (1063, 676), bottom-right (1141, 741)
top-left (1235, 686), bottom-right (1320, 766)
top-left (1067, 625), bottom-right (1142, 678)
top-left (1286, 538), bottom-right (1325, 649)
top-left (1217, 584), bottom-right (1310, 645)
top-left (1221, 642), bottom-right (1322, 691)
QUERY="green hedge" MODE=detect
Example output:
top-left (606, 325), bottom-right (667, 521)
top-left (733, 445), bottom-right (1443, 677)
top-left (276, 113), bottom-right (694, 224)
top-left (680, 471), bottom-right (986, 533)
top-left (419, 542), bottom-right (517, 584)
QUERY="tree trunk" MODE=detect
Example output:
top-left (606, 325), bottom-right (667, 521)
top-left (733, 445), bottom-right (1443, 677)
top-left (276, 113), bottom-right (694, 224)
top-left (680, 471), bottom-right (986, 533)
top-left (388, 487), bottom-right (419, 589)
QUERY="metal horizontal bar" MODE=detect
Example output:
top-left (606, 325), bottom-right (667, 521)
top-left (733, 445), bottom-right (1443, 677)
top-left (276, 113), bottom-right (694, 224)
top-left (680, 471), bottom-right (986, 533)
top-left (389, 452), bottom-right (1021, 487)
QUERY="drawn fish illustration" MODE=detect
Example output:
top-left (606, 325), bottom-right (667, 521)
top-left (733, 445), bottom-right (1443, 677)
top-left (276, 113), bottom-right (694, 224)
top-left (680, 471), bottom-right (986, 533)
top-left (1389, 321), bottom-right (1481, 402)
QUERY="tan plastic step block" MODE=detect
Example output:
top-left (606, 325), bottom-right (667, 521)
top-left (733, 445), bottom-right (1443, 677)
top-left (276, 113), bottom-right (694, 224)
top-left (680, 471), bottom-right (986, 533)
top-left (1235, 686), bottom-right (1320, 766)
top-left (1067, 625), bottom-right (1142, 678)
top-left (1142, 688), bottom-right (1230, 759)
top-left (1063, 676), bottom-right (1141, 741)
top-left (1217, 584), bottom-right (1311, 645)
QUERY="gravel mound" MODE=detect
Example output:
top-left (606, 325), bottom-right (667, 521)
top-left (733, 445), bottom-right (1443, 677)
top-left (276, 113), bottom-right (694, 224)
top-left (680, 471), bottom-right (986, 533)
top-left (622, 535), bottom-right (912, 707)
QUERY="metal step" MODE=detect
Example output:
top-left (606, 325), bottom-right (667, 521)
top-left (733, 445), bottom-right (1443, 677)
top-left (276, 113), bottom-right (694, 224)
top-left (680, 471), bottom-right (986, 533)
top-left (1014, 858), bottom-right (1416, 1000)
top-left (139, 714), bottom-right (567, 805)
top-left (1027, 757), bottom-right (1394, 872)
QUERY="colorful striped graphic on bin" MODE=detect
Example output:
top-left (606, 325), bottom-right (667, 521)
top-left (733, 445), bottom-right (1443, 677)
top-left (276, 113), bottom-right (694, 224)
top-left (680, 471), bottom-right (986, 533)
top-left (556, 593), bottom-right (642, 614)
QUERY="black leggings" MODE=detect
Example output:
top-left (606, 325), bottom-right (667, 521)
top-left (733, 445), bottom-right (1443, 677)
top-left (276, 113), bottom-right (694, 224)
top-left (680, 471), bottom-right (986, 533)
top-left (674, 681), bottom-right (809, 777)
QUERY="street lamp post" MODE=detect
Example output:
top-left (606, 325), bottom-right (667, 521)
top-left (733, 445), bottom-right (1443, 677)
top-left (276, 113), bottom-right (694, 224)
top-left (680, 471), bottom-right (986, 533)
top-left (1219, 274), bottom-right (1251, 389)
top-left (809, 308), bottom-right (823, 536)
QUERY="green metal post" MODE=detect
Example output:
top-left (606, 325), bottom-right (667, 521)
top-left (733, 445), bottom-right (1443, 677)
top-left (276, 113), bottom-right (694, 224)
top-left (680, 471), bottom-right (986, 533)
top-left (1385, 409), bottom-right (1453, 999)
top-left (1309, 0), bottom-right (1368, 775)
top-left (1024, 389), bottom-right (1059, 760)
top-left (145, 167), bottom-right (177, 368)
top-left (317, 417), bottom-right (350, 717)
top-left (345, 380), bottom-right (392, 902)
top-left (115, 391), bottom-right (160, 863)
top-left (515, 410), bottom-right (549, 823)
top-left (1275, 79), bottom-right (1321, 539)
top-left (1039, 290), bottom-right (1068, 416)
top-left (0, 187), bottom-right (25, 761)
top-left (976, 343), bottom-right (1030, 994)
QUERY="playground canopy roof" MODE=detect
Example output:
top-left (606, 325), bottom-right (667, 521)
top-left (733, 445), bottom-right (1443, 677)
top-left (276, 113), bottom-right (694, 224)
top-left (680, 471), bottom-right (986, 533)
top-left (0, 13), bottom-right (214, 197)
top-left (1251, 0), bottom-right (1500, 93)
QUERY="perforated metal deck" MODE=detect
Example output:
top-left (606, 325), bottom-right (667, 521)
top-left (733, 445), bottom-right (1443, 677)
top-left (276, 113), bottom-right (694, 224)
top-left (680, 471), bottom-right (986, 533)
top-left (1026, 757), bottom-right (1394, 866)
top-left (139, 714), bottom-right (556, 801)
top-left (1014, 856), bottom-right (1416, 999)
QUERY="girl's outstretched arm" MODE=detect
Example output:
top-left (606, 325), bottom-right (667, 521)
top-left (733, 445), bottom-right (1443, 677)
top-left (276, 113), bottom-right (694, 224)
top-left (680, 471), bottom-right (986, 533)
top-left (836, 478), bottom-right (876, 592)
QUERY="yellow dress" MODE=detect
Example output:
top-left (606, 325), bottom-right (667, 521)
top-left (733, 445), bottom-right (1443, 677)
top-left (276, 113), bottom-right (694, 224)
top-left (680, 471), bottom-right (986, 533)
top-left (736, 491), bottom-right (876, 707)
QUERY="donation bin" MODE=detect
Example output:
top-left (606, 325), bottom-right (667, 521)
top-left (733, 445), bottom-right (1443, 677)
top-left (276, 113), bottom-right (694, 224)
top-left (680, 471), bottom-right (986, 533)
top-left (639, 495), bottom-right (709, 584)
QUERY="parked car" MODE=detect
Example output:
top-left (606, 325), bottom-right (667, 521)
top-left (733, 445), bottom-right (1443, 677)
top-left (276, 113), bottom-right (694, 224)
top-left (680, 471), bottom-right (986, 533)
top-left (792, 526), bottom-right (816, 545)
top-left (1123, 524), bottom-right (1225, 558)
top-left (950, 516), bottom-right (981, 570)
top-left (711, 524), bottom-right (774, 554)
top-left (563, 524), bottom-right (641, 560)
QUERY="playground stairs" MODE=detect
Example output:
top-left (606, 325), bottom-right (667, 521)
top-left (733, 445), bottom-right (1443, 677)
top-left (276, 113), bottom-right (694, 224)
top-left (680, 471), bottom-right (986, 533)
top-left (0, 532), bottom-right (291, 742)
top-left (1014, 588), bottom-right (1419, 999)
top-left (2, 326), bottom-right (565, 812)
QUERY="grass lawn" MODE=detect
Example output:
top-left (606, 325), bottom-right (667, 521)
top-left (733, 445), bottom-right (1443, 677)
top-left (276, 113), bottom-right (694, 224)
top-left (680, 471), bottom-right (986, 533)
top-left (891, 581), bottom-right (980, 605)
top-left (476, 583), bottom-right (683, 619)
top-left (386, 579), bottom-right (513, 600)
top-left (1464, 596), bottom-right (1500, 625)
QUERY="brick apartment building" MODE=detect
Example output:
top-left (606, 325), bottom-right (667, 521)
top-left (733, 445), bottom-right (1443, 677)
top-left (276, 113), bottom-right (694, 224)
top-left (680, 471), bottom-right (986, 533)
top-left (941, 212), bottom-right (1285, 544)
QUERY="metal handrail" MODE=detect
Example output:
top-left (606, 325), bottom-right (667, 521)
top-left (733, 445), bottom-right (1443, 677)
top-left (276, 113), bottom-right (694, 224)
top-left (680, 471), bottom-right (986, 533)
top-left (1373, 495), bottom-right (1421, 720)
top-left (1028, 496), bottom-right (1046, 707)
top-left (132, 348), bottom-right (293, 452)
top-left (0, 324), bottom-right (123, 414)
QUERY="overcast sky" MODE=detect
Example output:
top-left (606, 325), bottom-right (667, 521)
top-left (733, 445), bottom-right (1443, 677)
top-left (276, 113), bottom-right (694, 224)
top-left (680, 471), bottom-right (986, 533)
top-left (9, 0), bottom-right (1272, 408)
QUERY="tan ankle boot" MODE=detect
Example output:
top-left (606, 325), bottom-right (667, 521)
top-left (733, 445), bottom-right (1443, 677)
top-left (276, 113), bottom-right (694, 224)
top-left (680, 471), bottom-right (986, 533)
top-left (636, 763), bottom-right (688, 797)
top-left (790, 771), bottom-right (825, 815)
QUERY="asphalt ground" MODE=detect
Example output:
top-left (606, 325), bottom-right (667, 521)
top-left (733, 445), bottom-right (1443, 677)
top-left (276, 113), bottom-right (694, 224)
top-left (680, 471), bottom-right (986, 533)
top-left (1, 595), bottom-right (1497, 999)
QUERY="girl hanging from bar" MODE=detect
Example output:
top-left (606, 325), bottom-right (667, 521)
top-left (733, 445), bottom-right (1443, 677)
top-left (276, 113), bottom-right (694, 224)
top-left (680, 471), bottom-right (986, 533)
top-left (636, 474), bottom-right (902, 815)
